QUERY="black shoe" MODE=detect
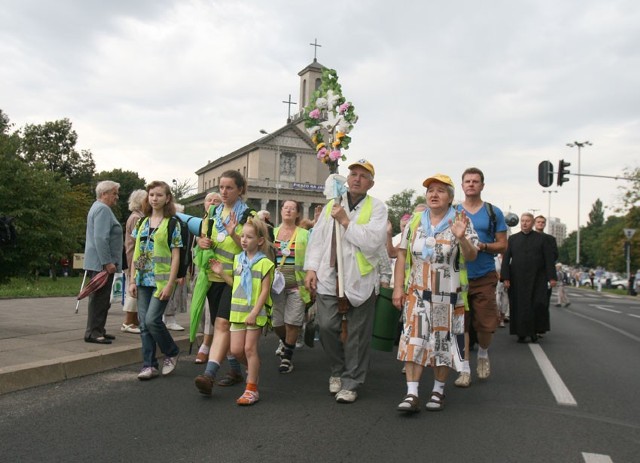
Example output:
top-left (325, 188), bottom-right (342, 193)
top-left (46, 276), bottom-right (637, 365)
top-left (103, 333), bottom-right (116, 340)
top-left (517, 336), bottom-right (526, 343)
top-left (565, 303), bottom-right (571, 307)
top-left (530, 335), bottom-right (538, 343)
top-left (85, 337), bottom-right (112, 344)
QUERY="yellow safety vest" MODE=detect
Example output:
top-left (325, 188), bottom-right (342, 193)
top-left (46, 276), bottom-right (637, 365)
top-left (325, 195), bottom-right (375, 276)
top-left (229, 256), bottom-right (275, 326)
top-left (274, 226), bottom-right (311, 304)
top-left (403, 212), bottom-right (469, 310)
top-left (132, 217), bottom-right (174, 298)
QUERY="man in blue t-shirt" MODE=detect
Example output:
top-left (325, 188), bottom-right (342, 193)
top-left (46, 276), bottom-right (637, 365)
top-left (455, 168), bottom-right (507, 387)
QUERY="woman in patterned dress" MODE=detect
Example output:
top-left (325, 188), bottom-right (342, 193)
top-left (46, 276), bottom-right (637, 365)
top-left (392, 174), bottom-right (478, 412)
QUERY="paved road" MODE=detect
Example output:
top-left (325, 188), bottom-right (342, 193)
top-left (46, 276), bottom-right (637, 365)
top-left (1, 288), bottom-right (638, 462)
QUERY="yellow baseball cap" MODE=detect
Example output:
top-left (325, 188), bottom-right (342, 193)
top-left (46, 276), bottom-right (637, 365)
top-left (348, 159), bottom-right (375, 178)
top-left (422, 174), bottom-right (454, 188)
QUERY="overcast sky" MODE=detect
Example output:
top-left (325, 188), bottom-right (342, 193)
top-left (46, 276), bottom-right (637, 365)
top-left (1, 0), bottom-right (638, 234)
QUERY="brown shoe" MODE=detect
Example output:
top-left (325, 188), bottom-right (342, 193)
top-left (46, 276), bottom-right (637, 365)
top-left (216, 371), bottom-right (244, 387)
top-left (194, 375), bottom-right (214, 395)
top-left (194, 351), bottom-right (208, 364)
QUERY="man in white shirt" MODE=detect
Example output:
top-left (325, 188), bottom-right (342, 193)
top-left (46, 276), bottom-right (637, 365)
top-left (304, 159), bottom-right (388, 404)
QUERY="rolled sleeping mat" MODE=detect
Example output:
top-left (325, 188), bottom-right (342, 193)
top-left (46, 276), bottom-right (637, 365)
top-left (176, 212), bottom-right (203, 236)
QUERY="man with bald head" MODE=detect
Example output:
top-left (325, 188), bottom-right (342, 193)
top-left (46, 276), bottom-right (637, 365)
top-left (501, 213), bottom-right (556, 343)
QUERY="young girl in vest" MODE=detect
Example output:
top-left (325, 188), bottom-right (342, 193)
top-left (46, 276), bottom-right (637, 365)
top-left (129, 181), bottom-right (183, 380)
top-left (193, 171), bottom-right (254, 394)
top-left (208, 217), bottom-right (274, 405)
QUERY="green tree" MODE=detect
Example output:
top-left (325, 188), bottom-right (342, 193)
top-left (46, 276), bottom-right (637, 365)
top-left (94, 169), bottom-right (146, 224)
top-left (20, 118), bottom-right (96, 187)
top-left (385, 189), bottom-right (417, 234)
top-left (587, 198), bottom-right (605, 227)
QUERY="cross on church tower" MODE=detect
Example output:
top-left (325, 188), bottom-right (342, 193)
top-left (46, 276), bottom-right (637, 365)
top-left (282, 94), bottom-right (297, 123)
top-left (309, 38), bottom-right (322, 61)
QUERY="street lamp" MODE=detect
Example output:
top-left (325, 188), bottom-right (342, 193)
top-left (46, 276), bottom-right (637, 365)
top-left (566, 140), bottom-right (592, 265)
top-left (542, 189), bottom-right (557, 220)
top-left (259, 129), bottom-right (281, 225)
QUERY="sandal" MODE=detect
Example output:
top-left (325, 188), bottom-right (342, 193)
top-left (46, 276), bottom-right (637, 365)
top-left (194, 351), bottom-right (208, 364)
top-left (396, 394), bottom-right (420, 413)
top-left (425, 391), bottom-right (445, 411)
top-left (236, 389), bottom-right (259, 406)
top-left (216, 371), bottom-right (244, 387)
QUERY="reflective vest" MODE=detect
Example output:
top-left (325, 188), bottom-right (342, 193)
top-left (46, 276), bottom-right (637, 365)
top-left (229, 256), bottom-right (275, 326)
top-left (403, 212), bottom-right (469, 310)
top-left (274, 226), bottom-right (311, 303)
top-left (325, 195), bottom-right (375, 276)
top-left (198, 207), bottom-right (249, 282)
top-left (132, 217), bottom-right (173, 298)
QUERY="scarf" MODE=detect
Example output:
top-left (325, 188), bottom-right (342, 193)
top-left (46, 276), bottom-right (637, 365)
top-left (238, 250), bottom-right (266, 302)
top-left (420, 206), bottom-right (456, 259)
top-left (213, 200), bottom-right (248, 237)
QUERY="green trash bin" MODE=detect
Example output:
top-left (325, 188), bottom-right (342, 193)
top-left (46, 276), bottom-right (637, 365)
top-left (371, 286), bottom-right (401, 352)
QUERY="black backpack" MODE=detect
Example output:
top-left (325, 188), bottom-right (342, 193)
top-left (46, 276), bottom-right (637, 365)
top-left (0, 216), bottom-right (17, 247)
top-left (136, 216), bottom-right (191, 279)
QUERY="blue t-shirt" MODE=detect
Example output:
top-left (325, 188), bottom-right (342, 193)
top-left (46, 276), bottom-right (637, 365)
top-left (459, 203), bottom-right (507, 279)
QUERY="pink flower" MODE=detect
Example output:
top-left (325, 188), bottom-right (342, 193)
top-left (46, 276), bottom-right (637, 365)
top-left (309, 108), bottom-right (321, 119)
top-left (317, 147), bottom-right (327, 160)
top-left (329, 149), bottom-right (341, 161)
top-left (338, 102), bottom-right (350, 114)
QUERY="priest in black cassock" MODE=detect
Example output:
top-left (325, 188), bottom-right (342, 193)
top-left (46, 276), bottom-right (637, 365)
top-left (501, 212), bottom-right (557, 343)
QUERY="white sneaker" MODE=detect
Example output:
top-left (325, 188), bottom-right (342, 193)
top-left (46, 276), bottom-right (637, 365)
top-left (477, 356), bottom-right (490, 379)
top-left (335, 389), bottom-right (357, 403)
top-left (166, 322), bottom-right (185, 331)
top-left (137, 366), bottom-right (159, 380)
top-left (162, 354), bottom-right (179, 376)
top-left (329, 376), bottom-right (342, 394)
top-left (275, 340), bottom-right (285, 357)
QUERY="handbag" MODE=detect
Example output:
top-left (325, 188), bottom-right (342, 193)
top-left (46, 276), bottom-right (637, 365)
top-left (272, 228), bottom-right (297, 295)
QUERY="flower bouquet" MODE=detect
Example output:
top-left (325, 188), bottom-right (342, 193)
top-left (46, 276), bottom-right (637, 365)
top-left (304, 68), bottom-right (358, 174)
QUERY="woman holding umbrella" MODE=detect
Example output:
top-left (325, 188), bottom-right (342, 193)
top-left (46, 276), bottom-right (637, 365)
top-left (129, 181), bottom-right (183, 380)
top-left (83, 180), bottom-right (123, 345)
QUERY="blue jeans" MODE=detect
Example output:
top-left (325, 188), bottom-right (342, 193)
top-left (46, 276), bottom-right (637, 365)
top-left (136, 286), bottom-right (180, 368)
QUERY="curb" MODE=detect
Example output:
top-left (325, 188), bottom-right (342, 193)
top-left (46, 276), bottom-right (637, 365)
top-left (0, 335), bottom-right (199, 395)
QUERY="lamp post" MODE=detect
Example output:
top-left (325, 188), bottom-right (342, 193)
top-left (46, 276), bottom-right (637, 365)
top-left (566, 141), bottom-right (592, 265)
top-left (542, 189), bottom-right (557, 220)
top-left (260, 129), bottom-right (281, 225)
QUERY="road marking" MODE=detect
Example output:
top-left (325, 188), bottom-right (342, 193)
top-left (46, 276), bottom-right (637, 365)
top-left (589, 305), bottom-right (621, 313)
top-left (628, 314), bottom-right (640, 319)
top-left (582, 452), bottom-right (613, 462)
top-left (568, 310), bottom-right (640, 342)
top-left (529, 344), bottom-right (577, 406)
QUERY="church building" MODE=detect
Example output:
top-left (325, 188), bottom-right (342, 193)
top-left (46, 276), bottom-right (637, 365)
top-left (190, 58), bottom-right (331, 224)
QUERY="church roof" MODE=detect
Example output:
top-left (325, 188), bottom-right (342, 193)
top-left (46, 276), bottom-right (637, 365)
top-left (297, 58), bottom-right (325, 76)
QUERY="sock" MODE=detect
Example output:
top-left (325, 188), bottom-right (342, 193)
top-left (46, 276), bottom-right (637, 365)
top-left (198, 344), bottom-right (210, 355)
top-left (204, 361), bottom-right (220, 378)
top-left (283, 341), bottom-right (295, 360)
top-left (246, 382), bottom-right (258, 392)
top-left (433, 380), bottom-right (445, 395)
top-left (477, 347), bottom-right (489, 359)
top-left (407, 381), bottom-right (419, 397)
top-left (227, 355), bottom-right (242, 374)
top-left (462, 360), bottom-right (470, 374)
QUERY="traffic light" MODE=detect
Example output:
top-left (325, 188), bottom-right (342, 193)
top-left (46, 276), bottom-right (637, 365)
top-left (557, 159), bottom-right (571, 186)
top-left (538, 160), bottom-right (554, 187)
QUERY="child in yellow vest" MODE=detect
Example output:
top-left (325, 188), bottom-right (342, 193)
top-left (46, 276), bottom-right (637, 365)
top-left (208, 218), bottom-right (274, 405)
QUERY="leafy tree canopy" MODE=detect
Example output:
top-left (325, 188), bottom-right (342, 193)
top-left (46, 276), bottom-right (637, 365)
top-left (94, 169), bottom-right (146, 224)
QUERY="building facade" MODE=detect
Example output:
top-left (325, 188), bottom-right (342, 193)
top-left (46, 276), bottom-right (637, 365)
top-left (189, 59), bottom-right (331, 224)
top-left (548, 217), bottom-right (567, 247)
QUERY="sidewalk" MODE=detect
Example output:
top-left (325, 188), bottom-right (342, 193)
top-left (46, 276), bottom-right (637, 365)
top-left (0, 297), bottom-right (196, 395)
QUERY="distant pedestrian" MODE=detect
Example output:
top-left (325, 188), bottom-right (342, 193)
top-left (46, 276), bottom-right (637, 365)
top-left (83, 180), bottom-right (123, 345)
top-left (554, 264), bottom-right (571, 307)
top-left (121, 189), bottom-right (146, 335)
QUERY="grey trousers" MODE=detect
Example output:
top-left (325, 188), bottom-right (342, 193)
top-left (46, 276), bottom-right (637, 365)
top-left (316, 291), bottom-right (376, 392)
top-left (85, 271), bottom-right (115, 340)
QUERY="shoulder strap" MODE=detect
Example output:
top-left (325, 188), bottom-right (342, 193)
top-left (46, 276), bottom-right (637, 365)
top-left (168, 216), bottom-right (177, 248)
top-left (484, 202), bottom-right (497, 237)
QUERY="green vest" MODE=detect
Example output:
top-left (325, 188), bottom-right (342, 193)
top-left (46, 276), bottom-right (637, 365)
top-left (325, 195), bottom-right (375, 276)
top-left (274, 225), bottom-right (311, 304)
top-left (132, 217), bottom-right (173, 298)
top-left (229, 256), bottom-right (275, 326)
top-left (403, 212), bottom-right (469, 310)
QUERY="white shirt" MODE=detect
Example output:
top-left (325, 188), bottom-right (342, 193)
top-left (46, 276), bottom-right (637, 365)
top-left (305, 193), bottom-right (388, 306)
